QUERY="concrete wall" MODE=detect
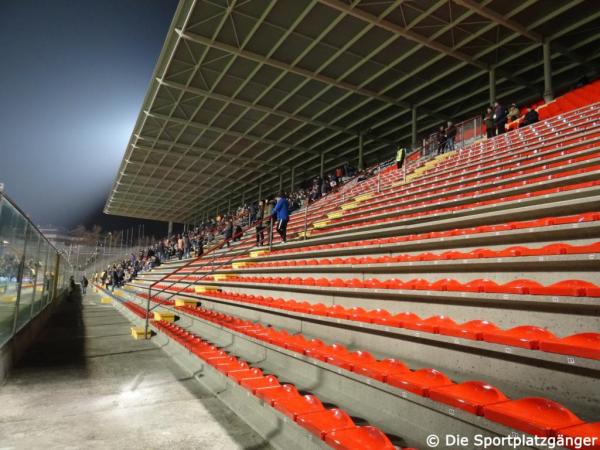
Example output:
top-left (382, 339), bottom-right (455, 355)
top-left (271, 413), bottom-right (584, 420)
top-left (0, 290), bottom-right (68, 384)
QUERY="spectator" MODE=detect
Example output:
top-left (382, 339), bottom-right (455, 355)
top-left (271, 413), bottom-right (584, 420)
top-left (484, 107), bottom-right (495, 139)
top-left (444, 120), bottom-right (457, 152)
top-left (272, 192), bottom-right (289, 244)
top-left (493, 101), bottom-right (507, 135)
top-left (520, 107), bottom-right (539, 127)
top-left (223, 220), bottom-right (233, 247)
top-left (436, 124), bottom-right (446, 154)
top-left (508, 103), bottom-right (520, 122)
top-left (255, 200), bottom-right (265, 246)
top-left (81, 275), bottom-right (88, 295)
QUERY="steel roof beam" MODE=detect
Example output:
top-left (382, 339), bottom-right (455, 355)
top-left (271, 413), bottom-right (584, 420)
top-left (176, 28), bottom-right (431, 116)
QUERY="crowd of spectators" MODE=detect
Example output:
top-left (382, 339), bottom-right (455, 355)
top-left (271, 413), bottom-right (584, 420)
top-left (484, 101), bottom-right (539, 138)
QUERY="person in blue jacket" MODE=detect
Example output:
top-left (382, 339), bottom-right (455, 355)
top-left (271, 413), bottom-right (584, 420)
top-left (272, 192), bottom-right (290, 243)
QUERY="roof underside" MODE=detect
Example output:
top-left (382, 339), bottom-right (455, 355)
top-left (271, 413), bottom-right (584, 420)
top-left (105, 0), bottom-right (600, 223)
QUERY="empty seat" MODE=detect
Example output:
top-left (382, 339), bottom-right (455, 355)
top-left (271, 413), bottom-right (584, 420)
top-left (483, 325), bottom-right (557, 349)
top-left (438, 320), bottom-right (500, 341)
top-left (296, 408), bottom-right (356, 439)
top-left (429, 381), bottom-right (508, 415)
top-left (273, 393), bottom-right (325, 420)
top-left (557, 422), bottom-right (600, 450)
top-left (387, 368), bottom-right (454, 397)
top-left (325, 426), bottom-right (396, 450)
top-left (539, 333), bottom-right (600, 361)
top-left (483, 398), bottom-right (584, 437)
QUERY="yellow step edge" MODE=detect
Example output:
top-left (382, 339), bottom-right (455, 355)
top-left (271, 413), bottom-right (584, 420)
top-left (153, 311), bottom-right (175, 322)
top-left (131, 327), bottom-right (151, 340)
top-left (312, 220), bottom-right (330, 229)
top-left (249, 250), bottom-right (268, 258)
top-left (354, 193), bottom-right (373, 202)
top-left (194, 285), bottom-right (221, 293)
top-left (327, 211), bottom-right (344, 219)
top-left (213, 274), bottom-right (233, 281)
top-left (100, 297), bottom-right (112, 304)
top-left (340, 202), bottom-right (359, 210)
top-left (175, 298), bottom-right (199, 307)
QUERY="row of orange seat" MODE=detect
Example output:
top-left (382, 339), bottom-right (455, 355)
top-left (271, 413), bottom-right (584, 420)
top-left (194, 275), bottom-right (600, 298)
top-left (152, 319), bottom-right (411, 450)
top-left (184, 289), bottom-right (598, 360)
top-left (334, 130), bottom-right (600, 225)
top-left (264, 212), bottom-right (600, 257)
top-left (241, 241), bottom-right (600, 268)
top-left (313, 177), bottom-right (600, 237)
top-left (175, 305), bottom-right (600, 444)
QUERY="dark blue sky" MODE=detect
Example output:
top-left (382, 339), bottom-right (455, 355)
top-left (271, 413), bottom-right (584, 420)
top-left (0, 0), bottom-right (178, 230)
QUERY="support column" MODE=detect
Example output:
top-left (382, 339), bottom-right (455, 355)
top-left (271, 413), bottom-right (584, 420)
top-left (278, 173), bottom-right (283, 194)
top-left (241, 191), bottom-right (245, 206)
top-left (320, 153), bottom-right (325, 177)
top-left (227, 197), bottom-right (231, 215)
top-left (167, 221), bottom-right (173, 237)
top-left (543, 41), bottom-right (553, 102)
top-left (290, 167), bottom-right (295, 192)
top-left (258, 182), bottom-right (262, 203)
top-left (358, 133), bottom-right (364, 170)
top-left (411, 106), bottom-right (417, 148)
top-left (489, 68), bottom-right (496, 105)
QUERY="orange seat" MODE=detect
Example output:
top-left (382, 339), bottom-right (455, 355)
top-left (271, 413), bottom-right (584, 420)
top-left (404, 315), bottom-right (457, 333)
top-left (353, 358), bottom-right (409, 382)
top-left (256, 384), bottom-right (300, 406)
top-left (228, 367), bottom-right (264, 383)
top-left (557, 422), bottom-right (600, 450)
top-left (483, 325), bottom-right (557, 349)
top-left (438, 320), bottom-right (500, 341)
top-left (483, 398), bottom-right (584, 437)
top-left (325, 426), bottom-right (396, 450)
top-left (273, 393), bottom-right (325, 420)
top-left (296, 408), bottom-right (356, 440)
top-left (539, 333), bottom-right (600, 360)
top-left (240, 375), bottom-right (281, 394)
top-left (387, 368), bottom-right (454, 396)
top-left (429, 381), bottom-right (508, 415)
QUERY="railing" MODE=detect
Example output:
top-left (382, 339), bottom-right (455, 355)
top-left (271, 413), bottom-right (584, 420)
top-left (142, 216), bottom-right (271, 335)
top-left (419, 115), bottom-right (483, 157)
top-left (0, 190), bottom-right (72, 347)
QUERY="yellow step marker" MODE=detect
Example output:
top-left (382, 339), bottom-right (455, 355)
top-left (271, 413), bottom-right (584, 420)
top-left (175, 298), bottom-right (199, 307)
top-left (327, 211), bottom-right (343, 219)
top-left (354, 192), bottom-right (373, 202)
top-left (101, 297), bottom-right (112, 304)
top-left (214, 274), bottom-right (234, 281)
top-left (249, 250), bottom-right (268, 258)
top-left (153, 311), bottom-right (175, 322)
top-left (0, 294), bottom-right (17, 303)
top-left (340, 202), bottom-right (359, 210)
top-left (131, 327), bottom-right (151, 340)
top-left (312, 220), bottom-right (330, 229)
top-left (194, 285), bottom-right (221, 294)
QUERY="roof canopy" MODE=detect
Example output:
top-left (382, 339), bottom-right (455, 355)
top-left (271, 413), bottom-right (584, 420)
top-left (105, 0), bottom-right (600, 223)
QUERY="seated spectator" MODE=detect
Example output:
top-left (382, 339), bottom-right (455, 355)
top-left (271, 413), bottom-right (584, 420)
top-left (508, 103), bottom-right (520, 122)
top-left (520, 107), bottom-right (539, 127)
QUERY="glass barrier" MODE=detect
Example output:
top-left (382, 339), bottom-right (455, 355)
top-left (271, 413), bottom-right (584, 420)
top-left (0, 193), bottom-right (71, 347)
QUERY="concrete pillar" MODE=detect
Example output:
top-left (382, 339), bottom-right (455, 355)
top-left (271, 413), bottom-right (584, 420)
top-left (320, 153), bottom-right (325, 177)
top-left (290, 167), bottom-right (295, 192)
top-left (258, 182), bottom-right (262, 203)
top-left (241, 191), bottom-right (245, 206)
top-left (489, 68), bottom-right (496, 105)
top-left (543, 41), bottom-right (553, 103)
top-left (358, 133), bottom-right (364, 170)
top-left (227, 197), bottom-right (231, 214)
top-left (411, 106), bottom-right (417, 148)
top-left (167, 221), bottom-right (173, 237)
top-left (278, 173), bottom-right (283, 194)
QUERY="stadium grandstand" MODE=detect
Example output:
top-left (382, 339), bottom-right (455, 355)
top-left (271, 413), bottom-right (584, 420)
top-left (2, 1), bottom-right (600, 449)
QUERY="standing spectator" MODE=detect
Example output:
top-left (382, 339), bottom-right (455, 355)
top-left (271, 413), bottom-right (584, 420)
top-left (223, 220), bottom-right (233, 247)
top-left (255, 200), bottom-right (265, 246)
top-left (444, 121), bottom-right (457, 152)
top-left (436, 124), bottom-right (447, 154)
top-left (484, 107), bottom-right (495, 139)
top-left (81, 275), bottom-right (89, 295)
top-left (272, 192), bottom-right (289, 244)
top-left (176, 234), bottom-right (184, 260)
top-left (493, 101), bottom-right (507, 135)
top-left (183, 233), bottom-right (191, 259)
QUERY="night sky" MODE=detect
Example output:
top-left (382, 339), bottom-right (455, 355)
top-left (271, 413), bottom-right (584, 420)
top-left (0, 0), bottom-right (178, 233)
